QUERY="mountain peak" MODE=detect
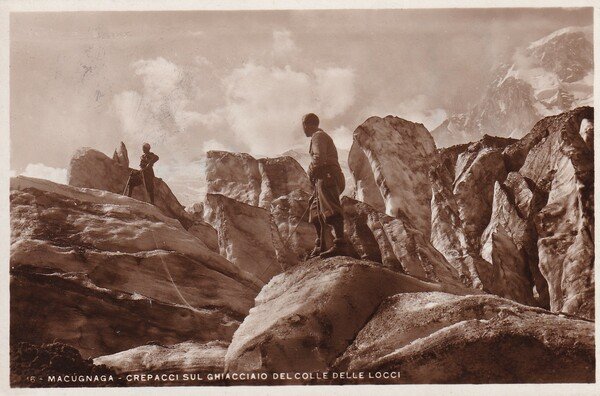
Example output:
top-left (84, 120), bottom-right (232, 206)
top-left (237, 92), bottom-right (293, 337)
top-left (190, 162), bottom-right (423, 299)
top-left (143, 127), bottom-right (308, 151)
top-left (527, 25), bottom-right (592, 50)
top-left (432, 25), bottom-right (593, 148)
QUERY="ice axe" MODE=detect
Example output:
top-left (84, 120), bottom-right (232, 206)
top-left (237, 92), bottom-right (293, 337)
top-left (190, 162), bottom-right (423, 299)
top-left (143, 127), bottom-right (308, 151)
top-left (283, 194), bottom-right (315, 246)
top-left (122, 168), bottom-right (152, 203)
top-left (122, 173), bottom-right (132, 195)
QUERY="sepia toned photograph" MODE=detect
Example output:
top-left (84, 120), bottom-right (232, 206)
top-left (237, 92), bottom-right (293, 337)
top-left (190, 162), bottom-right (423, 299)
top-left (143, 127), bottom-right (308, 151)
top-left (4, 2), bottom-right (596, 392)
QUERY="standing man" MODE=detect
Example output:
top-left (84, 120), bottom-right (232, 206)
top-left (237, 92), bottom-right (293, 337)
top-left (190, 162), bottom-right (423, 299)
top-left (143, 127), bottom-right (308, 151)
top-left (303, 113), bottom-right (351, 258)
top-left (124, 143), bottom-right (159, 204)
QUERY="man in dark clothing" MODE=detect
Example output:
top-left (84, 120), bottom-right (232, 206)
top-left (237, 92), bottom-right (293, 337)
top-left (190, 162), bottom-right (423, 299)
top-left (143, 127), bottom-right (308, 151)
top-left (303, 113), bottom-right (351, 258)
top-left (124, 143), bottom-right (159, 204)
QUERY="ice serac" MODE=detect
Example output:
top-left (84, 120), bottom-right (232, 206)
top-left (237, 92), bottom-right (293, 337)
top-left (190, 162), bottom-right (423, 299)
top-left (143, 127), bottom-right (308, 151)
top-left (480, 173), bottom-right (547, 307)
top-left (431, 107), bottom-right (594, 317)
top-left (203, 193), bottom-right (294, 285)
top-left (205, 150), bottom-right (311, 209)
top-left (348, 140), bottom-right (385, 212)
top-left (341, 197), bottom-right (461, 285)
top-left (430, 136), bottom-right (515, 289)
top-left (257, 156), bottom-right (312, 208)
top-left (67, 145), bottom-right (194, 229)
top-left (270, 189), bottom-right (316, 260)
top-left (112, 141), bottom-right (129, 168)
top-left (185, 203), bottom-right (219, 253)
top-left (452, 136), bottom-right (513, 251)
top-left (518, 107), bottom-right (594, 319)
top-left (479, 227), bottom-right (536, 306)
top-left (429, 159), bottom-right (485, 288)
top-left (333, 292), bottom-right (594, 383)
top-left (187, 220), bottom-right (219, 254)
top-left (580, 117), bottom-right (594, 149)
top-left (224, 257), bottom-right (471, 374)
top-left (205, 151), bottom-right (262, 206)
top-left (205, 150), bottom-right (315, 263)
top-left (10, 176), bottom-right (260, 358)
top-left (349, 116), bottom-right (436, 234)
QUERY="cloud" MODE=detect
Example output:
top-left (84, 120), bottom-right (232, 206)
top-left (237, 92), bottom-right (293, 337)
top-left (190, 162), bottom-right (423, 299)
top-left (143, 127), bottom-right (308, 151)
top-left (187, 30), bottom-right (205, 37)
top-left (113, 57), bottom-right (186, 145)
top-left (272, 30), bottom-right (298, 57)
top-left (329, 125), bottom-right (354, 151)
top-left (202, 138), bottom-right (232, 152)
top-left (422, 108), bottom-right (448, 131)
top-left (157, 160), bottom-right (206, 206)
top-left (365, 94), bottom-right (447, 131)
top-left (113, 57), bottom-right (227, 160)
top-left (222, 63), bottom-right (356, 155)
top-left (20, 163), bottom-right (67, 184)
top-left (113, 52), bottom-right (356, 162)
top-left (315, 68), bottom-right (356, 119)
top-left (194, 55), bottom-right (211, 67)
top-left (133, 57), bottom-right (183, 98)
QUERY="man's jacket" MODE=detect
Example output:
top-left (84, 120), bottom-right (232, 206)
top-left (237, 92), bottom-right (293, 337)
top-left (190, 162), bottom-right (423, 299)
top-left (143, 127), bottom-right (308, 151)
top-left (140, 152), bottom-right (159, 178)
top-left (308, 129), bottom-right (341, 182)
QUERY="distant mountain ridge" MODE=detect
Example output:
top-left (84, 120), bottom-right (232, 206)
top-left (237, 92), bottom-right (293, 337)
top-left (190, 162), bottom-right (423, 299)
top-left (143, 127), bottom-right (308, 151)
top-left (432, 26), bottom-right (593, 147)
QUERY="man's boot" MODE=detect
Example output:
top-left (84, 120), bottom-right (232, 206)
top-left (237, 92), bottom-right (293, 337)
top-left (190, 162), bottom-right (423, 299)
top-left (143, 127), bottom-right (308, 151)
top-left (308, 219), bottom-right (324, 259)
top-left (308, 238), bottom-right (322, 259)
top-left (320, 215), bottom-right (351, 258)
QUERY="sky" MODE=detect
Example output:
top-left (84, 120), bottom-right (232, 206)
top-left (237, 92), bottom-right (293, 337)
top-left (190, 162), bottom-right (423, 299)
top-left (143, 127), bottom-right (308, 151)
top-left (9, 8), bottom-right (593, 201)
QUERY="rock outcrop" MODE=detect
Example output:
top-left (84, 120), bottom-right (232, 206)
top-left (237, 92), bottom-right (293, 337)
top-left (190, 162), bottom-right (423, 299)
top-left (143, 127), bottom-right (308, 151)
top-left (225, 257), bottom-right (471, 374)
top-left (349, 116), bottom-right (437, 235)
top-left (94, 341), bottom-right (228, 376)
top-left (11, 341), bottom-right (124, 387)
top-left (10, 176), bottom-right (260, 358)
top-left (67, 144), bottom-right (196, 229)
top-left (224, 258), bottom-right (593, 383)
top-left (334, 292), bottom-right (594, 383)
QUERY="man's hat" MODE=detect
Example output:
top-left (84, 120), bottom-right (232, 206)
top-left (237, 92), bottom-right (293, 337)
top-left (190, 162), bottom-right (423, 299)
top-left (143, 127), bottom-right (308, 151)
top-left (142, 143), bottom-right (151, 150)
top-left (302, 113), bottom-right (319, 127)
